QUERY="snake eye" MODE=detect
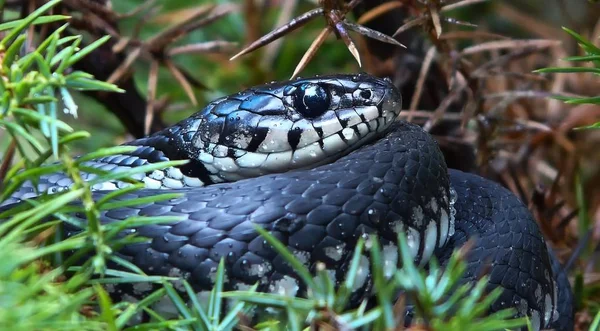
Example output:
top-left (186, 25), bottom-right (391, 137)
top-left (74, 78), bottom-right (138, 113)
top-left (294, 83), bottom-right (330, 118)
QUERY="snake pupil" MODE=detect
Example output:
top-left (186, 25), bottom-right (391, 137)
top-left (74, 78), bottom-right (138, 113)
top-left (294, 83), bottom-right (330, 118)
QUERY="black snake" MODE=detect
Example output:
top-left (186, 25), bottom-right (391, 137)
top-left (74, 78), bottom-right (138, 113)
top-left (2, 73), bottom-right (573, 330)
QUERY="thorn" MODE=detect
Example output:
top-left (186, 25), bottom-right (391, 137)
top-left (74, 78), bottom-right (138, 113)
top-left (342, 21), bottom-right (406, 48)
top-left (334, 21), bottom-right (362, 67)
top-left (164, 59), bottom-right (198, 106)
top-left (145, 60), bottom-right (159, 136)
top-left (392, 17), bottom-right (427, 38)
top-left (106, 47), bottom-right (141, 85)
top-left (291, 27), bottom-right (332, 79)
top-left (168, 41), bottom-right (238, 56)
top-left (430, 11), bottom-right (442, 39)
top-left (230, 7), bottom-right (323, 61)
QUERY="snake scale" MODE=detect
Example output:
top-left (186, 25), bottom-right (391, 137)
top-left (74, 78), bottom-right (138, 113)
top-left (2, 73), bottom-right (573, 330)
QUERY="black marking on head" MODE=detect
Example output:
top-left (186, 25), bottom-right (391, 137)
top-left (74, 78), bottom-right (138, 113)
top-left (227, 148), bottom-right (236, 158)
top-left (219, 113), bottom-right (240, 146)
top-left (435, 215), bottom-right (442, 248)
top-left (246, 126), bottom-right (269, 152)
top-left (358, 113), bottom-right (367, 123)
top-left (181, 159), bottom-right (214, 185)
top-left (318, 138), bottom-right (324, 149)
top-left (288, 126), bottom-right (302, 150)
top-left (313, 125), bottom-right (324, 139)
top-left (293, 83), bottom-right (330, 118)
top-left (334, 111), bottom-right (349, 129)
top-left (376, 89), bottom-right (387, 117)
top-left (338, 117), bottom-right (350, 128)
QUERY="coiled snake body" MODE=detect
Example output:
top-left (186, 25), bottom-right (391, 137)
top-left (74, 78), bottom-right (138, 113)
top-left (2, 74), bottom-right (573, 330)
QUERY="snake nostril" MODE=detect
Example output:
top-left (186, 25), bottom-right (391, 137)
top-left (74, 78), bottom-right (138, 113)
top-left (360, 89), bottom-right (372, 99)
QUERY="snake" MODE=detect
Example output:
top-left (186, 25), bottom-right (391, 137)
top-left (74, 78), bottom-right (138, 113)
top-left (1, 73), bottom-right (573, 330)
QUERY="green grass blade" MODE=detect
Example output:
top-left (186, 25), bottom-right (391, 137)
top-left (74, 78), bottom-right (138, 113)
top-left (0, 0), bottom-right (63, 48)
top-left (208, 258), bottom-right (226, 328)
top-left (183, 281), bottom-right (211, 329)
top-left (95, 284), bottom-right (118, 331)
top-left (0, 15), bottom-right (69, 32)
top-left (66, 35), bottom-right (111, 67)
top-left (254, 225), bottom-right (317, 290)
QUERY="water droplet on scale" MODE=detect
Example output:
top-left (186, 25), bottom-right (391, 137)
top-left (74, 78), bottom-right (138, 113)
top-left (367, 208), bottom-right (381, 224)
top-left (227, 252), bottom-right (236, 262)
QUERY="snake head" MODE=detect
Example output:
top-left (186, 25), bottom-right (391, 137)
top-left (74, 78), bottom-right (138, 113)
top-left (178, 73), bottom-right (402, 183)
